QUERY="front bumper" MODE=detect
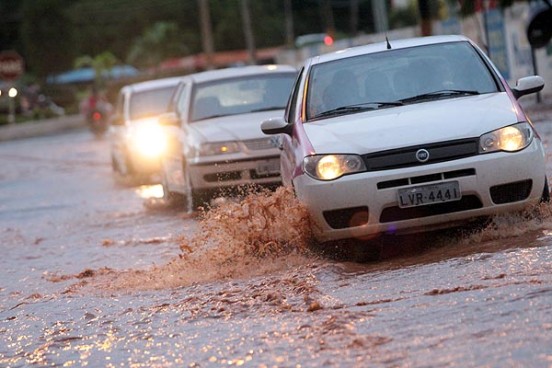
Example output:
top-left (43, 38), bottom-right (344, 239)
top-left (294, 140), bottom-right (547, 242)
top-left (188, 153), bottom-right (281, 192)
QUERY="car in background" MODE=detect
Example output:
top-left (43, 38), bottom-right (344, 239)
top-left (261, 35), bottom-right (548, 249)
top-left (110, 77), bottom-right (181, 182)
top-left (160, 65), bottom-right (297, 210)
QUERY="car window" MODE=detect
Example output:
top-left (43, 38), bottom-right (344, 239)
top-left (306, 41), bottom-right (501, 121)
top-left (286, 67), bottom-right (304, 124)
top-left (189, 73), bottom-right (296, 122)
top-left (128, 85), bottom-right (177, 120)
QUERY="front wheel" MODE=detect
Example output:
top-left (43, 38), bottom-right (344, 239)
top-left (161, 170), bottom-right (187, 208)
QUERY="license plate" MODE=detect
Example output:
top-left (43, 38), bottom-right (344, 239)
top-left (397, 181), bottom-right (461, 208)
top-left (256, 160), bottom-right (280, 175)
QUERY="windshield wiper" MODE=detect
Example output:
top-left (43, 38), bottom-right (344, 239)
top-left (312, 101), bottom-right (404, 120)
top-left (249, 106), bottom-right (285, 113)
top-left (400, 89), bottom-right (480, 103)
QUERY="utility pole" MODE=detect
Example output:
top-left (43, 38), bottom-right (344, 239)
top-left (320, 0), bottom-right (336, 38)
top-left (284, 0), bottom-right (294, 48)
top-left (198, 0), bottom-right (215, 70)
top-left (350, 0), bottom-right (359, 37)
top-left (418, 0), bottom-right (432, 36)
top-left (372, 0), bottom-right (389, 33)
top-left (240, 0), bottom-right (256, 65)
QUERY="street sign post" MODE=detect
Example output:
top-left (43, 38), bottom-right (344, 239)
top-left (0, 50), bottom-right (24, 81)
top-left (0, 50), bottom-right (24, 124)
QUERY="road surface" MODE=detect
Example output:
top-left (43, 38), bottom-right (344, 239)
top-left (1, 119), bottom-right (552, 367)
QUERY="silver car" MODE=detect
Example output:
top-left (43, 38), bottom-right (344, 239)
top-left (110, 77), bottom-right (181, 182)
top-left (160, 65), bottom-right (297, 209)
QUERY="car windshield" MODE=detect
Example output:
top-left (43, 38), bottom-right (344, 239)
top-left (306, 41), bottom-right (500, 121)
top-left (190, 73), bottom-right (296, 122)
top-left (129, 85), bottom-right (177, 120)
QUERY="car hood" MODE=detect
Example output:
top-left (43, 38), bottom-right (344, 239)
top-left (190, 110), bottom-right (285, 142)
top-left (304, 93), bottom-right (521, 154)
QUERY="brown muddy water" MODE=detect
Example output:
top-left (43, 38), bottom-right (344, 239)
top-left (1, 128), bottom-right (552, 367)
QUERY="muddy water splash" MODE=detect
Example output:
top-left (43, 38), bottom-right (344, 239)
top-left (461, 202), bottom-right (552, 243)
top-left (75, 187), bottom-right (317, 293)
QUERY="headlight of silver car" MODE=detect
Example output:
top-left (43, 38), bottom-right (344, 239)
top-left (199, 141), bottom-right (241, 156)
top-left (479, 122), bottom-right (534, 153)
top-left (303, 154), bottom-right (366, 181)
top-left (128, 121), bottom-right (167, 158)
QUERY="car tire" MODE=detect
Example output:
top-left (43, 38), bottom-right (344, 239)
top-left (541, 177), bottom-right (550, 203)
top-left (160, 166), bottom-right (186, 207)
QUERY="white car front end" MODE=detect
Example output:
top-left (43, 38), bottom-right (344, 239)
top-left (185, 112), bottom-right (284, 194)
top-left (293, 94), bottom-right (547, 242)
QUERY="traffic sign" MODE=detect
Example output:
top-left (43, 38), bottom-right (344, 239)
top-left (0, 50), bottom-right (25, 81)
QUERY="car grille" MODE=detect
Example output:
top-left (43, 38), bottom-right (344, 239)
top-left (250, 170), bottom-right (280, 180)
top-left (363, 138), bottom-right (479, 171)
top-left (204, 171), bottom-right (242, 182)
top-left (377, 168), bottom-right (476, 190)
top-left (243, 138), bottom-right (276, 151)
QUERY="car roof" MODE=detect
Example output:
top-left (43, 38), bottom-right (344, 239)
top-left (309, 35), bottom-right (471, 65)
top-left (123, 76), bottom-right (183, 93)
top-left (186, 64), bottom-right (297, 84)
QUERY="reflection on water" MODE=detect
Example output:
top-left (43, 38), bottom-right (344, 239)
top-left (135, 184), bottom-right (164, 199)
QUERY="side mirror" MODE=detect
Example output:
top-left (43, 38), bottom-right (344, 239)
top-left (512, 76), bottom-right (544, 99)
top-left (261, 117), bottom-right (293, 136)
top-left (158, 112), bottom-right (180, 127)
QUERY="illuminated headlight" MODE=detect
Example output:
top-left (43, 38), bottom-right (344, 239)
top-left (303, 154), bottom-right (366, 181)
top-left (128, 123), bottom-right (167, 158)
top-left (199, 141), bottom-right (241, 156)
top-left (479, 122), bottom-right (534, 153)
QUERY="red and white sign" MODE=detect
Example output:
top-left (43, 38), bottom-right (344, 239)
top-left (0, 50), bottom-right (25, 81)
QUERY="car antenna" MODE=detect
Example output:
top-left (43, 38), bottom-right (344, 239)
top-left (386, 35), bottom-right (392, 50)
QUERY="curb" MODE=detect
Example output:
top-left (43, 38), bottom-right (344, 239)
top-left (0, 115), bottom-right (86, 142)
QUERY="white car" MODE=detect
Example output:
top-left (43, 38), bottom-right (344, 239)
top-left (110, 77), bottom-right (181, 181)
top-left (160, 65), bottom-right (297, 209)
top-left (262, 35), bottom-right (548, 247)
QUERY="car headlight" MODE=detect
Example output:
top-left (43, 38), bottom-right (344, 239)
top-left (303, 154), bottom-right (366, 181)
top-left (128, 123), bottom-right (167, 158)
top-left (479, 122), bottom-right (534, 153)
top-left (198, 141), bottom-right (241, 156)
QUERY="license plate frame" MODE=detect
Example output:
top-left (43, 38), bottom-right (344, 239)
top-left (397, 181), bottom-right (461, 208)
top-left (255, 160), bottom-right (280, 176)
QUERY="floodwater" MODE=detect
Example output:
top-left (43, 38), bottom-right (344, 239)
top-left (1, 119), bottom-right (552, 367)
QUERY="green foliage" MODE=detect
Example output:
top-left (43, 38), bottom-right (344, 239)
top-left (74, 51), bottom-right (118, 87)
top-left (389, 0), bottom-right (419, 29)
top-left (21, 0), bottom-right (76, 78)
top-left (126, 22), bottom-right (189, 69)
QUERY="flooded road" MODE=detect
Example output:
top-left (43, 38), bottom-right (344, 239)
top-left (1, 119), bottom-right (552, 367)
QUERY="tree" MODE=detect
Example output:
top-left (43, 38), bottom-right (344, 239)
top-left (20, 0), bottom-right (76, 79)
top-left (126, 22), bottom-right (190, 70)
top-left (74, 51), bottom-right (118, 88)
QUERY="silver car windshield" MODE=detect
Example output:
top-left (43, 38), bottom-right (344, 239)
top-left (190, 73), bottom-right (296, 122)
top-left (306, 41), bottom-right (500, 121)
top-left (129, 86), bottom-right (177, 120)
